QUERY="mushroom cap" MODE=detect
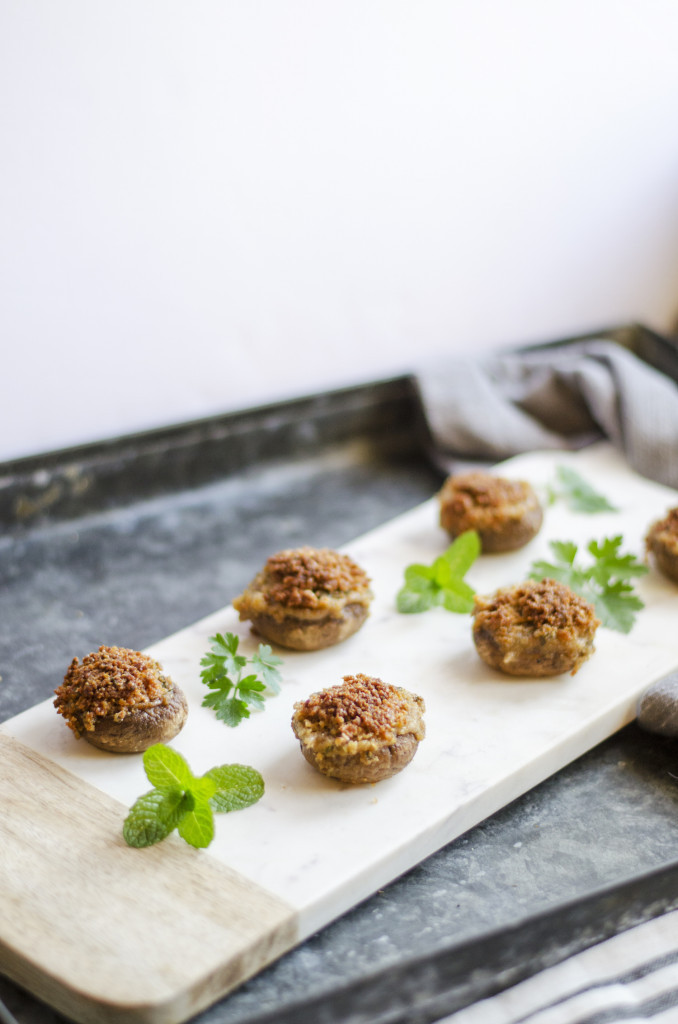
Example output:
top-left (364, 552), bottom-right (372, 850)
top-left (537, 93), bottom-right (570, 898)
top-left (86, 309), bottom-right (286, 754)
top-left (296, 729), bottom-right (421, 784)
top-left (82, 684), bottom-right (188, 753)
top-left (646, 508), bottom-right (678, 584)
top-left (234, 547), bottom-right (372, 651)
top-left (291, 674), bottom-right (425, 783)
top-left (249, 604), bottom-right (369, 651)
top-left (54, 645), bottom-right (188, 753)
top-left (472, 578), bottom-right (599, 677)
top-left (439, 472), bottom-right (543, 553)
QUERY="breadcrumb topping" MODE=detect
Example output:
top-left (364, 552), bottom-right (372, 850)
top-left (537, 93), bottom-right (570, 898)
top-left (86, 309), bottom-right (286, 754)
top-left (474, 579), bottom-right (597, 635)
top-left (292, 673), bottom-right (425, 751)
top-left (234, 546), bottom-right (372, 622)
top-left (438, 473), bottom-right (543, 553)
top-left (54, 646), bottom-right (172, 735)
top-left (263, 548), bottom-right (370, 607)
top-left (442, 472), bottom-right (528, 510)
top-left (647, 508), bottom-right (678, 556)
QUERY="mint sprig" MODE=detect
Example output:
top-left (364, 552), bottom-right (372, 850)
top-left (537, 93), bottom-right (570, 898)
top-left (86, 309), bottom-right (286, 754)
top-left (528, 535), bottom-right (647, 633)
top-left (123, 743), bottom-right (264, 849)
top-left (200, 632), bottom-right (283, 727)
top-left (397, 530), bottom-right (480, 614)
top-left (549, 465), bottom-right (618, 513)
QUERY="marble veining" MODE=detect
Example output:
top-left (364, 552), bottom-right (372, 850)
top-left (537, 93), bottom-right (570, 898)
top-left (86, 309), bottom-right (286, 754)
top-left (4, 443), bottom-right (678, 941)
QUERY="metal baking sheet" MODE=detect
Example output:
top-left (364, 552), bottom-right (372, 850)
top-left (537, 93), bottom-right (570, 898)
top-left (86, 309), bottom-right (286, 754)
top-left (3, 324), bottom-right (678, 1024)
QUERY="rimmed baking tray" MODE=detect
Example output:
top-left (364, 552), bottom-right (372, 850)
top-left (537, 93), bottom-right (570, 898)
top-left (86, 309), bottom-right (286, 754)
top-left (3, 323), bottom-right (678, 1024)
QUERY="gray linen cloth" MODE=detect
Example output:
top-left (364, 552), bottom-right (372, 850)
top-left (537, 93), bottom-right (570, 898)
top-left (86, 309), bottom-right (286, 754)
top-left (416, 339), bottom-right (678, 488)
top-left (441, 905), bottom-right (678, 1024)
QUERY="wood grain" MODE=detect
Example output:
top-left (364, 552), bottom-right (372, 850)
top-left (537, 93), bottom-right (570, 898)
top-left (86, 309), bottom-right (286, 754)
top-left (0, 734), bottom-right (297, 1024)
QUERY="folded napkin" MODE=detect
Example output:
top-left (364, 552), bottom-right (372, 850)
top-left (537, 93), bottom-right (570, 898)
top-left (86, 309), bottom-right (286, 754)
top-left (416, 339), bottom-right (678, 488)
top-left (440, 907), bottom-right (678, 1024)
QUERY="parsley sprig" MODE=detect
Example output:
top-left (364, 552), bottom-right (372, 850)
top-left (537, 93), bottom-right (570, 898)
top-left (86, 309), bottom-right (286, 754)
top-left (549, 465), bottom-right (618, 513)
top-left (529, 535), bottom-right (648, 633)
top-left (397, 530), bottom-right (480, 614)
top-left (200, 632), bottom-right (283, 727)
top-left (123, 743), bottom-right (264, 849)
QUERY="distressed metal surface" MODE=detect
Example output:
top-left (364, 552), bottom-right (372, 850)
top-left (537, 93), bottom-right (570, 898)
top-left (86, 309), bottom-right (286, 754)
top-left (3, 331), bottom-right (678, 1024)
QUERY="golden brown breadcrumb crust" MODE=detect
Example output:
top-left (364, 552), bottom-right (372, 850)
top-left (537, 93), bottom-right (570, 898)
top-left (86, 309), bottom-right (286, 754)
top-left (472, 578), bottom-right (600, 676)
top-left (444, 472), bottom-right (526, 509)
top-left (233, 546), bottom-right (372, 624)
top-left (476, 578), bottom-right (597, 635)
top-left (54, 645), bottom-right (173, 736)
top-left (293, 674), bottom-right (412, 743)
top-left (647, 508), bottom-right (678, 557)
top-left (292, 676), bottom-right (425, 783)
top-left (440, 472), bottom-right (535, 531)
top-left (259, 547), bottom-right (370, 608)
top-left (438, 471), bottom-right (543, 553)
top-left (292, 674), bottom-right (425, 761)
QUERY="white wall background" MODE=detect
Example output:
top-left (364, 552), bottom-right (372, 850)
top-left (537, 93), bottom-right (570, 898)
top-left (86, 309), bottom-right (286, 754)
top-left (3, 1), bottom-right (678, 461)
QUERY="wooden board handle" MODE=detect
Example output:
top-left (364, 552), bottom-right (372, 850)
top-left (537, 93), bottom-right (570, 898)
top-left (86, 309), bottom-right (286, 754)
top-left (0, 734), bottom-right (297, 1024)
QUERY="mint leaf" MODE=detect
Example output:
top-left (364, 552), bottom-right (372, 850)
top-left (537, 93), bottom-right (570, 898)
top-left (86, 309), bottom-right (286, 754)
top-left (396, 586), bottom-right (438, 613)
top-left (528, 536), bottom-right (647, 633)
top-left (200, 633), bottom-right (285, 727)
top-left (189, 775), bottom-right (219, 802)
top-left (123, 788), bottom-right (185, 848)
top-left (440, 576), bottom-right (475, 612)
top-left (442, 589), bottom-right (474, 613)
top-left (177, 795), bottom-right (215, 849)
top-left (123, 744), bottom-right (265, 850)
top-left (442, 529), bottom-right (481, 576)
top-left (143, 743), bottom-right (193, 790)
top-left (553, 466), bottom-right (618, 513)
top-left (397, 530), bottom-right (479, 615)
top-left (432, 555), bottom-right (454, 588)
top-left (205, 764), bottom-right (265, 812)
top-left (403, 564), bottom-right (435, 588)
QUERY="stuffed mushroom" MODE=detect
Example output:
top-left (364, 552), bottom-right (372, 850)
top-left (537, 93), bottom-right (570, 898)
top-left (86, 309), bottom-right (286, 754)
top-left (291, 674), bottom-right (425, 783)
top-left (54, 645), bottom-right (188, 753)
top-left (646, 508), bottom-right (678, 585)
top-left (472, 578), bottom-right (599, 677)
top-left (439, 471), bottom-right (543, 553)
top-left (233, 546), bottom-right (372, 651)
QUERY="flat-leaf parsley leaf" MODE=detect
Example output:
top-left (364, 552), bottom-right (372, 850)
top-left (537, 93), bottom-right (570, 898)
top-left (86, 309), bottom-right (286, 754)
top-left (200, 632), bottom-right (283, 727)
top-left (528, 535), bottom-right (647, 633)
top-left (397, 530), bottom-right (480, 614)
top-left (550, 465), bottom-right (618, 513)
top-left (123, 743), bottom-right (264, 849)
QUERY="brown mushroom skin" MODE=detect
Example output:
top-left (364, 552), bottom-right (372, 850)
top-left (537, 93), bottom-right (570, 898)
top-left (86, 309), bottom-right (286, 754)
top-left (646, 509), bottom-right (678, 585)
top-left (476, 505), bottom-right (543, 554)
top-left (54, 646), bottom-right (188, 754)
top-left (472, 579), bottom-right (599, 677)
top-left (81, 684), bottom-right (188, 753)
top-left (439, 472), bottom-right (543, 553)
top-left (291, 675), bottom-right (425, 784)
top-left (296, 731), bottom-right (420, 784)
top-left (250, 603), bottom-right (368, 651)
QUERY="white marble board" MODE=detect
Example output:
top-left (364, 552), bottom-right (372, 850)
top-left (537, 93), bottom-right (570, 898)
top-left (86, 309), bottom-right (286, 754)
top-left (3, 443), bottom-right (678, 1022)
